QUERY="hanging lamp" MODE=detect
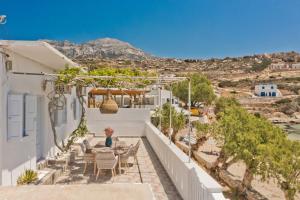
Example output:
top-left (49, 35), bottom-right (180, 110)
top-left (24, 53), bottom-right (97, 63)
top-left (99, 89), bottom-right (119, 114)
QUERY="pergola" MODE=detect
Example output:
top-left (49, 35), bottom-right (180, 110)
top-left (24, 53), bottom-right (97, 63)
top-left (15, 71), bottom-right (193, 162)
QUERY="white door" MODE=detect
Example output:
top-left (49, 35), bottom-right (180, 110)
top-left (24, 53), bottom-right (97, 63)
top-left (35, 97), bottom-right (43, 161)
top-left (7, 94), bottom-right (24, 139)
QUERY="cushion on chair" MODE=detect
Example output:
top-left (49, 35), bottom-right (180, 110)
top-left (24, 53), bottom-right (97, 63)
top-left (85, 149), bottom-right (92, 153)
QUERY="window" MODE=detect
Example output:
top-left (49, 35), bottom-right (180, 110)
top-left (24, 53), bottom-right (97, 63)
top-left (73, 98), bottom-right (81, 120)
top-left (271, 86), bottom-right (274, 89)
top-left (7, 94), bottom-right (37, 139)
top-left (53, 109), bottom-right (60, 127)
top-left (144, 97), bottom-right (155, 105)
top-left (262, 86), bottom-right (265, 89)
top-left (53, 99), bottom-right (67, 127)
top-left (77, 99), bottom-right (81, 119)
top-left (73, 98), bottom-right (77, 119)
top-left (24, 95), bottom-right (37, 137)
top-left (62, 99), bottom-right (67, 124)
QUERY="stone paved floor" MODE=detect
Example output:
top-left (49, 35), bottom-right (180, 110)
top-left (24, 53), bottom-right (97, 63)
top-left (54, 137), bottom-right (182, 200)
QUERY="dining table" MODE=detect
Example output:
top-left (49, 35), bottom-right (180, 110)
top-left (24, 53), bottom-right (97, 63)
top-left (92, 140), bottom-right (129, 174)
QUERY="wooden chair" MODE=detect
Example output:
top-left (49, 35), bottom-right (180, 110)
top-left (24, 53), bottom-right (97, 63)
top-left (119, 145), bottom-right (133, 173)
top-left (129, 140), bottom-right (140, 164)
top-left (80, 140), bottom-right (95, 174)
top-left (95, 151), bottom-right (118, 181)
top-left (112, 136), bottom-right (119, 142)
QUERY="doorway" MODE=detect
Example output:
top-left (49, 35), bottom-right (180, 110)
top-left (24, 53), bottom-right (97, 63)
top-left (36, 96), bottom-right (44, 161)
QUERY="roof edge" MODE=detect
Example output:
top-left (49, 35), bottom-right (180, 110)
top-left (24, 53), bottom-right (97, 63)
top-left (0, 40), bottom-right (79, 68)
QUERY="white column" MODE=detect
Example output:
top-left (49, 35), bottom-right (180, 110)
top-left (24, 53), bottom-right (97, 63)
top-left (158, 86), bottom-right (162, 132)
top-left (188, 79), bottom-right (192, 162)
top-left (121, 94), bottom-right (124, 107)
top-left (169, 85), bottom-right (172, 144)
top-left (0, 53), bottom-right (3, 185)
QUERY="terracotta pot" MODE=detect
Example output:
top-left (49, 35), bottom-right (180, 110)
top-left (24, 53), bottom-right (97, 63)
top-left (100, 91), bottom-right (118, 114)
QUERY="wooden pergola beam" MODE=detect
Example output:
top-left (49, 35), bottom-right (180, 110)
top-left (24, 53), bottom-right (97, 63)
top-left (89, 88), bottom-right (149, 96)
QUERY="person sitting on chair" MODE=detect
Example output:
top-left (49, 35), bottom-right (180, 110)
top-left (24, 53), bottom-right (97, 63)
top-left (104, 127), bottom-right (114, 147)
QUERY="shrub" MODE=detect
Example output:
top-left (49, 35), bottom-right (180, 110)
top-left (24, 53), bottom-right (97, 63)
top-left (17, 169), bottom-right (38, 185)
top-left (250, 58), bottom-right (271, 72)
top-left (275, 98), bottom-right (292, 105)
top-left (218, 80), bottom-right (237, 88)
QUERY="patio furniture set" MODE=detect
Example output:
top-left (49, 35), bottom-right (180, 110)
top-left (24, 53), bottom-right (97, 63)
top-left (79, 137), bottom-right (140, 180)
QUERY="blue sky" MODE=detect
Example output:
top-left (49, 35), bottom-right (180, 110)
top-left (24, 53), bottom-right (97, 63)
top-left (1, 0), bottom-right (300, 58)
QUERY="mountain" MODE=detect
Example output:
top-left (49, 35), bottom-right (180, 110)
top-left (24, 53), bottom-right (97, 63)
top-left (45, 38), bottom-right (152, 61)
top-left (45, 38), bottom-right (300, 78)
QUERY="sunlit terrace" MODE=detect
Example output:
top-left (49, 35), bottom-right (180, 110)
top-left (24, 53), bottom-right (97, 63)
top-left (54, 137), bottom-right (182, 200)
top-left (45, 108), bottom-right (225, 200)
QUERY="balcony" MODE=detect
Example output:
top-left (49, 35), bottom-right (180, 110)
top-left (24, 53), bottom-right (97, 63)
top-left (0, 108), bottom-right (225, 200)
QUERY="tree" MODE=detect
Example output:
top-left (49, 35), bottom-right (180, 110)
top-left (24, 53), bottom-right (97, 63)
top-left (193, 122), bottom-right (216, 150)
top-left (172, 73), bottom-right (216, 106)
top-left (215, 97), bottom-right (240, 115)
top-left (268, 140), bottom-right (300, 200)
top-left (212, 97), bottom-right (300, 199)
top-left (215, 105), bottom-right (287, 191)
top-left (155, 103), bottom-right (186, 142)
top-left (250, 58), bottom-right (272, 72)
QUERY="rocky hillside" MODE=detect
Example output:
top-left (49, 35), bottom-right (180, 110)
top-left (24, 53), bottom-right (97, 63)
top-left (45, 38), bottom-right (300, 78)
top-left (45, 38), bottom-right (152, 61)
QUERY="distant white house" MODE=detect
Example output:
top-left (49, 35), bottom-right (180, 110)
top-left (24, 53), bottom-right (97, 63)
top-left (269, 62), bottom-right (300, 71)
top-left (269, 63), bottom-right (290, 70)
top-left (254, 83), bottom-right (281, 97)
top-left (291, 63), bottom-right (300, 69)
top-left (145, 88), bottom-right (190, 115)
top-left (0, 40), bottom-right (79, 185)
top-left (144, 88), bottom-right (179, 109)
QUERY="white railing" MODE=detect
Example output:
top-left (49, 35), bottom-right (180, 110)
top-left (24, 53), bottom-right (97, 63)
top-left (145, 122), bottom-right (226, 200)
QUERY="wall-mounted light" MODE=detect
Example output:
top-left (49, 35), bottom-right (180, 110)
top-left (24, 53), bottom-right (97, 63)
top-left (0, 15), bottom-right (7, 24)
top-left (41, 80), bottom-right (48, 91)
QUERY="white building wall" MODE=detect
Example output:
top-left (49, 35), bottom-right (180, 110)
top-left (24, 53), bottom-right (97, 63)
top-left (269, 63), bottom-right (289, 70)
top-left (9, 51), bottom-right (52, 73)
top-left (0, 50), bottom-right (80, 185)
top-left (291, 63), bottom-right (300, 69)
top-left (87, 108), bottom-right (150, 137)
top-left (0, 52), bottom-right (6, 185)
top-left (145, 89), bottom-right (179, 110)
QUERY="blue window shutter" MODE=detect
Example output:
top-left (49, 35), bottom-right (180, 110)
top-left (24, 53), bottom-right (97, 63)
top-left (25, 95), bottom-right (37, 136)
